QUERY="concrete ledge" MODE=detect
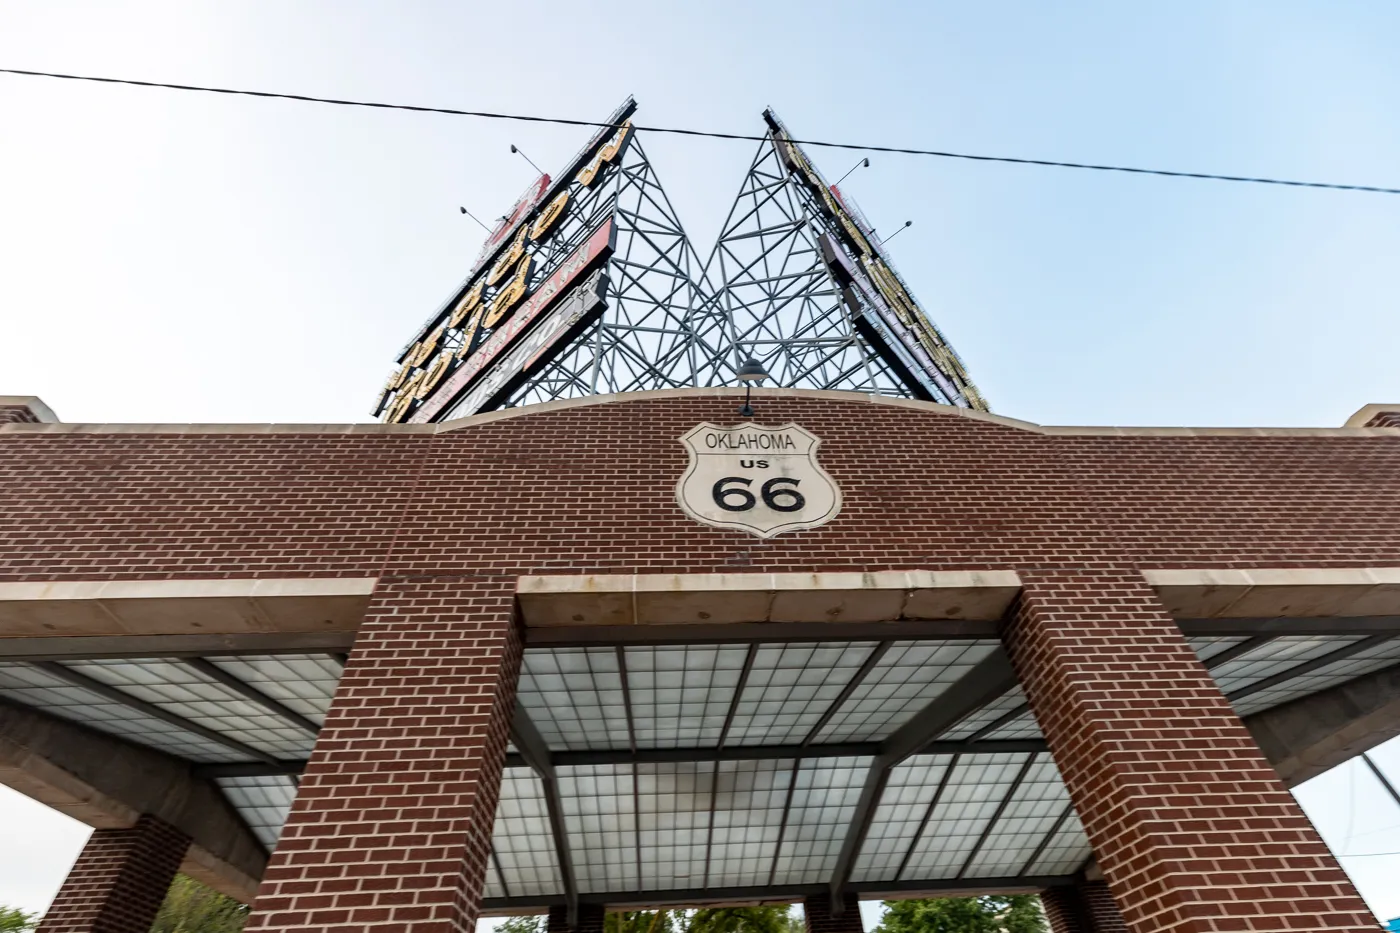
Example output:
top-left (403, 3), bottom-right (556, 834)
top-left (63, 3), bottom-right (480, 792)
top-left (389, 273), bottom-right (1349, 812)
top-left (0, 395), bottom-right (59, 423)
top-left (1144, 567), bottom-right (1400, 619)
top-left (0, 577), bottom-right (375, 638)
top-left (1344, 403), bottom-right (1400, 428)
top-left (516, 570), bottom-right (1022, 627)
top-left (4, 387), bottom-right (1399, 436)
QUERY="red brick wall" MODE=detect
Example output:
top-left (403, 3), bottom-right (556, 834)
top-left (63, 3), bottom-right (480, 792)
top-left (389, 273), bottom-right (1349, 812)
top-left (0, 404), bottom-right (40, 424)
top-left (1004, 571), bottom-right (1375, 933)
top-left (244, 578), bottom-right (520, 933)
top-left (1042, 881), bottom-right (1128, 933)
top-left (803, 893), bottom-right (864, 933)
top-left (36, 814), bottom-right (190, 933)
top-left (0, 395), bottom-right (1398, 582)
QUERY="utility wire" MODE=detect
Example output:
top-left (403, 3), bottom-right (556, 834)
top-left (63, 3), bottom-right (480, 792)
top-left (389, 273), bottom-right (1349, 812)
top-left (4, 65), bottom-right (1400, 196)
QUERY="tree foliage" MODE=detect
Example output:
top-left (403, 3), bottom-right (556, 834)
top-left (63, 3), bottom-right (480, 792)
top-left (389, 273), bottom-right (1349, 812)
top-left (872, 897), bottom-right (1046, 933)
top-left (149, 875), bottom-right (249, 933)
top-left (496, 906), bottom-right (799, 933)
top-left (0, 906), bottom-right (38, 933)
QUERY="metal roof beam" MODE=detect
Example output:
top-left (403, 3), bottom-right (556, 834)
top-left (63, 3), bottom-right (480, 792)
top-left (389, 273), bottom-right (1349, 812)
top-left (1227, 635), bottom-right (1394, 703)
top-left (183, 658), bottom-right (321, 735)
top-left (510, 702), bottom-right (579, 928)
top-left (0, 632), bottom-right (356, 662)
top-left (827, 649), bottom-right (1021, 908)
top-left (1177, 617), bottom-right (1400, 637)
top-left (30, 662), bottom-right (283, 766)
top-left (525, 620), bottom-right (1000, 647)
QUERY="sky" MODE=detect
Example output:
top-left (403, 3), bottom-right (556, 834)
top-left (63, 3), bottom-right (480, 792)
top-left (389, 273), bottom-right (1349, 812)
top-left (1, 0), bottom-right (1399, 922)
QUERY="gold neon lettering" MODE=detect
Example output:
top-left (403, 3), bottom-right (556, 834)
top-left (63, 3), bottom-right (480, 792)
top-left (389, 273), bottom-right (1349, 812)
top-left (575, 121), bottom-right (633, 187)
top-left (530, 190), bottom-right (570, 241)
top-left (417, 350), bottom-right (453, 398)
top-left (456, 303), bottom-right (486, 359)
top-left (483, 256), bottom-right (533, 328)
top-left (487, 227), bottom-right (529, 286)
top-left (449, 281), bottom-right (484, 328)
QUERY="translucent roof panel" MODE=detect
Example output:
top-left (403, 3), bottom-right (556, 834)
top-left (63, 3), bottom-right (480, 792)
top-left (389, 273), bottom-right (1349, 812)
top-left (707, 759), bottom-right (794, 888)
top-left (518, 648), bottom-right (629, 751)
top-left (204, 655), bottom-right (342, 725)
top-left (216, 776), bottom-right (296, 850)
top-left (900, 753), bottom-right (1034, 880)
top-left (0, 662), bottom-right (245, 762)
top-left (494, 768), bottom-right (565, 897)
top-left (726, 643), bottom-right (879, 746)
top-left (1186, 636), bottom-right (1252, 664)
top-left (815, 641), bottom-right (998, 744)
top-left (624, 645), bottom-right (749, 748)
top-left (963, 754), bottom-right (1071, 877)
top-left (636, 762), bottom-right (715, 890)
top-left (979, 710), bottom-right (1043, 741)
top-left (1025, 810), bottom-right (1092, 876)
top-left (482, 855), bottom-right (507, 899)
top-left (938, 688), bottom-right (1027, 740)
top-left (1232, 640), bottom-right (1400, 718)
top-left (850, 755), bottom-right (951, 882)
top-left (770, 756), bottom-right (870, 885)
top-left (560, 763), bottom-right (638, 893)
top-left (61, 658), bottom-right (314, 759)
top-left (1209, 636), bottom-right (1364, 696)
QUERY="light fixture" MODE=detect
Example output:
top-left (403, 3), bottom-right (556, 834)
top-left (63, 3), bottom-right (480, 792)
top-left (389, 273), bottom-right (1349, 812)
top-left (834, 157), bottom-right (870, 187)
top-left (510, 144), bottom-right (545, 175)
top-left (879, 220), bottom-right (913, 245)
top-left (736, 356), bottom-right (769, 418)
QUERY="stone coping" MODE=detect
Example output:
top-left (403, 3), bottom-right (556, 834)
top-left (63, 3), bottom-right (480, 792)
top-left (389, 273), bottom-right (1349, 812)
top-left (2, 388), bottom-right (1397, 436)
top-left (1144, 567), bottom-right (1400, 618)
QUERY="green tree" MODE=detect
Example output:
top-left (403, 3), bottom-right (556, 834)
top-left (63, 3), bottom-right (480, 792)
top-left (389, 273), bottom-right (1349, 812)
top-left (149, 875), bottom-right (249, 933)
top-left (0, 905), bottom-right (38, 933)
top-left (872, 897), bottom-right (1046, 933)
top-left (686, 906), bottom-right (798, 933)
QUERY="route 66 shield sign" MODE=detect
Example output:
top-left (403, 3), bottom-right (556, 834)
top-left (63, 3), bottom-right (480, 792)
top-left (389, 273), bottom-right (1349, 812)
top-left (675, 422), bottom-right (842, 538)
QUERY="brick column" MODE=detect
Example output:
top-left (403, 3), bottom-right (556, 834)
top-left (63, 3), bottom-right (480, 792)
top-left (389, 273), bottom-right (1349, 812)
top-left (548, 904), bottom-right (606, 933)
top-left (1041, 881), bottom-right (1128, 933)
top-left (245, 577), bottom-right (522, 933)
top-left (804, 893), bottom-right (863, 933)
top-left (1004, 570), bottom-right (1374, 933)
top-left (37, 814), bottom-right (190, 933)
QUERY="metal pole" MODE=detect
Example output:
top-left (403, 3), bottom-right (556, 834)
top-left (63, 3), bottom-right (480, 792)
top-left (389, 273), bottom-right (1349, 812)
top-left (1362, 753), bottom-right (1400, 809)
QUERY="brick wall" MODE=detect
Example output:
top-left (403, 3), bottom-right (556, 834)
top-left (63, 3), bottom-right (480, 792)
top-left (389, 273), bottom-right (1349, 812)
top-left (37, 814), bottom-right (190, 933)
top-left (1042, 881), bottom-right (1128, 933)
top-left (1004, 571), bottom-right (1375, 933)
top-left (1, 395), bottom-right (1398, 582)
top-left (244, 578), bottom-right (521, 933)
top-left (803, 893), bottom-right (863, 933)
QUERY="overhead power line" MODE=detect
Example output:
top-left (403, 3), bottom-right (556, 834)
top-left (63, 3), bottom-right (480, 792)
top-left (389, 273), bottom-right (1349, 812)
top-left (4, 66), bottom-right (1400, 196)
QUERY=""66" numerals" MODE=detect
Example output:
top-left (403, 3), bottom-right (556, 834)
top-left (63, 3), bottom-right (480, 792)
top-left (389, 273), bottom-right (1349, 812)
top-left (712, 476), bottom-right (806, 513)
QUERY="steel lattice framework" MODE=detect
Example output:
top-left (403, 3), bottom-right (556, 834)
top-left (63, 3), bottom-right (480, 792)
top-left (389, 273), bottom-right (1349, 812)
top-left (391, 105), bottom-right (988, 425)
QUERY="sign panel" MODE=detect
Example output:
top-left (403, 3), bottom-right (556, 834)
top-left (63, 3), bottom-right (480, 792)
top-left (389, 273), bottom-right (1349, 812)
top-left (410, 218), bottom-right (616, 423)
top-left (675, 423), bottom-right (842, 538)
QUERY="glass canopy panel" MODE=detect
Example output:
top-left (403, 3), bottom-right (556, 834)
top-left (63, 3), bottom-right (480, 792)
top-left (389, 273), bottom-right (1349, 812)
top-left (850, 755), bottom-right (952, 882)
top-left (635, 762), bottom-right (715, 890)
top-left (1186, 636), bottom-right (1251, 664)
top-left (205, 655), bottom-right (342, 724)
top-left (215, 776), bottom-right (296, 850)
top-left (482, 858), bottom-right (507, 900)
top-left (706, 759), bottom-right (794, 888)
top-left (815, 641), bottom-right (998, 744)
top-left (559, 763), bottom-right (639, 894)
top-left (899, 753), bottom-right (1033, 880)
top-left (979, 711), bottom-right (1043, 741)
top-left (726, 643), bottom-right (879, 746)
top-left (0, 662), bottom-right (243, 762)
top-left (518, 648), bottom-right (630, 751)
top-left (1209, 636), bottom-right (1364, 695)
top-left (494, 768), bottom-right (565, 897)
top-left (770, 756), bottom-right (870, 885)
top-left (964, 753), bottom-right (1071, 877)
top-left (1025, 810), bottom-right (1092, 876)
top-left (938, 688), bottom-right (1027, 740)
top-left (624, 645), bottom-right (748, 748)
top-left (61, 658), bottom-right (315, 759)
top-left (1231, 641), bottom-right (1400, 718)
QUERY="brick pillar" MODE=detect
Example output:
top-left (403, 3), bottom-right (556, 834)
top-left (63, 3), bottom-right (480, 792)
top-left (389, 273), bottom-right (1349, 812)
top-left (245, 577), bottom-right (522, 933)
top-left (804, 893), bottom-right (863, 933)
top-left (548, 904), bottom-right (606, 933)
top-left (1042, 881), bottom-right (1128, 933)
top-left (37, 814), bottom-right (190, 933)
top-left (1004, 570), bottom-right (1374, 933)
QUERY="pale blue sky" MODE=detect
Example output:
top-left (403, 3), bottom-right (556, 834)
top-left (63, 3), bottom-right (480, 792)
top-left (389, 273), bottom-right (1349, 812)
top-left (1, 0), bottom-right (1399, 922)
